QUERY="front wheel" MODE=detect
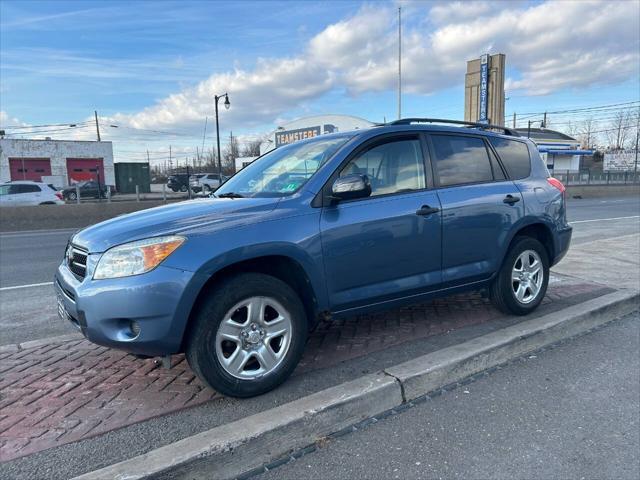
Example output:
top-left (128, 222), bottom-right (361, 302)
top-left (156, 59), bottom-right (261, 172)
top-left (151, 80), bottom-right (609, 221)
top-left (203, 184), bottom-right (211, 194)
top-left (490, 237), bottom-right (549, 316)
top-left (186, 273), bottom-right (308, 397)
top-left (67, 191), bottom-right (77, 201)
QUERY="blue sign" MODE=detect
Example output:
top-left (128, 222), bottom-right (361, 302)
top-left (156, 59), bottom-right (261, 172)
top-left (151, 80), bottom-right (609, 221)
top-left (479, 54), bottom-right (489, 124)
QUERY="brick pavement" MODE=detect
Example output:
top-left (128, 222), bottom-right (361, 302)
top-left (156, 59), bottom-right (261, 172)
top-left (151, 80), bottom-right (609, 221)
top-left (0, 281), bottom-right (609, 462)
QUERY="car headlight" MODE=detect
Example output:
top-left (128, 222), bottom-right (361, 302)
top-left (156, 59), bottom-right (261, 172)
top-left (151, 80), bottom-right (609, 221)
top-left (93, 235), bottom-right (185, 280)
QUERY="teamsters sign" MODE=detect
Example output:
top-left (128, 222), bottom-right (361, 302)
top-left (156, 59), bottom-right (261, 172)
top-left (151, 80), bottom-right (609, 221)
top-left (275, 124), bottom-right (338, 147)
top-left (275, 127), bottom-right (322, 147)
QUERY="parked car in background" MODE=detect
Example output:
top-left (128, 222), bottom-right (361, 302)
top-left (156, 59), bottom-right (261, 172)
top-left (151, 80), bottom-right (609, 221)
top-left (189, 173), bottom-right (208, 192)
top-left (0, 180), bottom-right (64, 206)
top-left (56, 119), bottom-right (571, 398)
top-left (167, 174), bottom-right (190, 192)
top-left (191, 173), bottom-right (229, 193)
top-left (61, 181), bottom-right (114, 201)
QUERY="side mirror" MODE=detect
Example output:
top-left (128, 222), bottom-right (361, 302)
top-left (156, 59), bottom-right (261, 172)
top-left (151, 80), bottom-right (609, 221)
top-left (331, 174), bottom-right (371, 201)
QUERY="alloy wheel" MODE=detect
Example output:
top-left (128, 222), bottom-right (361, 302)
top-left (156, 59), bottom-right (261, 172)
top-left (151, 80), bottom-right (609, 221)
top-left (215, 296), bottom-right (292, 379)
top-left (511, 249), bottom-right (544, 304)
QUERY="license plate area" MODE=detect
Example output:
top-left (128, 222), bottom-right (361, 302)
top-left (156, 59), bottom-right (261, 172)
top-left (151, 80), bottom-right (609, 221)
top-left (57, 293), bottom-right (80, 330)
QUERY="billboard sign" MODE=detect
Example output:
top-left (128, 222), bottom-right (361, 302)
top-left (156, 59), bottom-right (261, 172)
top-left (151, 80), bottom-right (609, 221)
top-left (478, 54), bottom-right (489, 124)
top-left (604, 151), bottom-right (637, 171)
top-left (275, 126), bottom-right (322, 147)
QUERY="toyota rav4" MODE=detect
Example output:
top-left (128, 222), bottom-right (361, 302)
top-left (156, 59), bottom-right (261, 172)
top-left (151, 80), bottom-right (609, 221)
top-left (55, 119), bottom-right (572, 397)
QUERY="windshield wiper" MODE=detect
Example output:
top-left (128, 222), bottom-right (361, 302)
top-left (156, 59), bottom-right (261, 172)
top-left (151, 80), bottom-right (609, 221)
top-left (216, 192), bottom-right (244, 198)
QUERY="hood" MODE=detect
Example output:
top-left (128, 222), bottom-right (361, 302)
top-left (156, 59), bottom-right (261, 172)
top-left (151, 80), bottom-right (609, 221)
top-left (72, 197), bottom-right (279, 253)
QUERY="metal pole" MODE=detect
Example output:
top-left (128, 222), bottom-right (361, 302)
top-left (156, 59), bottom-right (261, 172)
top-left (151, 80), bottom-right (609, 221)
top-left (162, 183), bottom-right (166, 202)
top-left (527, 120), bottom-right (531, 138)
top-left (215, 96), bottom-right (222, 180)
top-left (75, 184), bottom-right (80, 204)
top-left (397, 6), bottom-right (402, 120)
top-left (186, 163), bottom-right (191, 200)
top-left (107, 185), bottom-right (111, 203)
top-left (513, 112), bottom-right (516, 129)
top-left (135, 185), bottom-right (140, 202)
top-left (94, 111), bottom-right (101, 141)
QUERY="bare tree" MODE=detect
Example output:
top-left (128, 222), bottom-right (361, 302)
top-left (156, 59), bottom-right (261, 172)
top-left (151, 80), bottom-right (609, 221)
top-left (577, 117), bottom-right (597, 149)
top-left (223, 135), bottom-right (239, 173)
top-left (241, 139), bottom-right (262, 157)
top-left (605, 110), bottom-right (633, 150)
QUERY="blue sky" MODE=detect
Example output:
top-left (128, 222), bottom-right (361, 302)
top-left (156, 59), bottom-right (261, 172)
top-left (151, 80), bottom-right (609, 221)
top-left (1, 0), bottom-right (639, 164)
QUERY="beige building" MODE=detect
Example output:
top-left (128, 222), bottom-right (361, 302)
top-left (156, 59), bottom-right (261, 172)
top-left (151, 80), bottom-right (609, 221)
top-left (464, 53), bottom-right (506, 126)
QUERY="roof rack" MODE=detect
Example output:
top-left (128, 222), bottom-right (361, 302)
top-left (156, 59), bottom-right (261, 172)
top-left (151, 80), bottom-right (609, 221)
top-left (386, 118), bottom-right (519, 137)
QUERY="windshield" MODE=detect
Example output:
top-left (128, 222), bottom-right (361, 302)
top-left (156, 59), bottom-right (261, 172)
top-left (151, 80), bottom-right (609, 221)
top-left (216, 135), bottom-right (352, 198)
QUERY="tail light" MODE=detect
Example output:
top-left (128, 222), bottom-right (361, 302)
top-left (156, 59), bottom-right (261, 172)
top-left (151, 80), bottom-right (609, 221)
top-left (55, 191), bottom-right (63, 200)
top-left (547, 177), bottom-right (565, 194)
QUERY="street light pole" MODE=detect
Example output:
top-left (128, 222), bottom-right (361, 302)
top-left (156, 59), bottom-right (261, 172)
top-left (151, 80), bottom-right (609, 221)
top-left (214, 93), bottom-right (230, 180)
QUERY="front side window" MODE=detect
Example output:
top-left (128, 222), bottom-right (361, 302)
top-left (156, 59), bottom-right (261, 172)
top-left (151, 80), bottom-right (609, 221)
top-left (216, 135), bottom-right (352, 197)
top-left (340, 138), bottom-right (426, 197)
top-left (489, 137), bottom-right (531, 179)
top-left (431, 135), bottom-right (494, 187)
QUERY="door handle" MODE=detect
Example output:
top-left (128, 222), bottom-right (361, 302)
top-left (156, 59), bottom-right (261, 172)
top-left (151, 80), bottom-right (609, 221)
top-left (503, 194), bottom-right (520, 205)
top-left (416, 205), bottom-right (440, 216)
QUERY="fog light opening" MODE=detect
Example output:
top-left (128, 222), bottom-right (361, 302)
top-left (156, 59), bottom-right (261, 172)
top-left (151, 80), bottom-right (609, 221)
top-left (129, 320), bottom-right (141, 338)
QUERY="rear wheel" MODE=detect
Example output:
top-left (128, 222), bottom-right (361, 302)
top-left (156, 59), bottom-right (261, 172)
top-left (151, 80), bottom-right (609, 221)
top-left (186, 273), bottom-right (308, 397)
top-left (180, 185), bottom-right (188, 192)
top-left (490, 237), bottom-right (549, 316)
top-left (203, 184), bottom-right (211, 194)
top-left (67, 191), bottom-right (77, 201)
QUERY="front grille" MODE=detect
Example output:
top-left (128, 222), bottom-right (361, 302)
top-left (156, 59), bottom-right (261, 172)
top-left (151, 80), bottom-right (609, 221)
top-left (67, 244), bottom-right (88, 279)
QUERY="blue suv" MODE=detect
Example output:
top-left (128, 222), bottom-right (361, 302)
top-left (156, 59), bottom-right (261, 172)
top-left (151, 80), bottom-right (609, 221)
top-left (55, 119), bottom-right (572, 397)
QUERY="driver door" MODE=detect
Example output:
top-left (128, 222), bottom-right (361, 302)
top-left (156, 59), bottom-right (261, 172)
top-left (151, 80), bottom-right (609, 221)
top-left (320, 134), bottom-right (442, 313)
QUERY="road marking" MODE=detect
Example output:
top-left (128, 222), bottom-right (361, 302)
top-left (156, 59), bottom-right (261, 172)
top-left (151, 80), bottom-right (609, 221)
top-left (0, 282), bottom-right (53, 292)
top-left (571, 215), bottom-right (640, 224)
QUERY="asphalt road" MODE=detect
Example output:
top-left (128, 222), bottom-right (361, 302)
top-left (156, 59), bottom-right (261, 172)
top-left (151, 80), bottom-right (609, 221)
top-left (0, 195), bottom-right (638, 346)
top-left (259, 311), bottom-right (640, 480)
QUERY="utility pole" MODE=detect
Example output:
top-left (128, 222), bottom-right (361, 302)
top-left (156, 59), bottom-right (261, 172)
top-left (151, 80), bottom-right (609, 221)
top-left (147, 150), bottom-right (150, 164)
top-left (634, 107), bottom-right (639, 175)
top-left (94, 110), bottom-right (101, 141)
top-left (169, 145), bottom-right (172, 172)
top-left (397, 6), bottom-right (402, 120)
top-left (513, 112), bottom-right (516, 128)
top-left (543, 112), bottom-right (547, 128)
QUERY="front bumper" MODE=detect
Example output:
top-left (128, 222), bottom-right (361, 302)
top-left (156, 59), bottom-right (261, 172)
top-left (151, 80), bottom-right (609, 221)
top-left (55, 261), bottom-right (204, 356)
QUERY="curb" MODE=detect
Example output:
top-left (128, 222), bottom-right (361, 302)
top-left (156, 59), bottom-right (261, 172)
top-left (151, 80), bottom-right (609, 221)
top-left (73, 289), bottom-right (638, 480)
top-left (0, 333), bottom-right (83, 354)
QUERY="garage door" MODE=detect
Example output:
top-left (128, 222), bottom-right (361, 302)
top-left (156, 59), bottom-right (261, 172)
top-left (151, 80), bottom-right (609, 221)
top-left (66, 158), bottom-right (105, 184)
top-left (9, 158), bottom-right (52, 181)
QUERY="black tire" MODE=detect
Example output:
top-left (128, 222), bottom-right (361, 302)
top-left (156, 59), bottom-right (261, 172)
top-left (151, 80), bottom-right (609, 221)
top-left (203, 184), bottom-right (211, 194)
top-left (186, 273), bottom-right (308, 397)
top-left (490, 236), bottom-right (549, 316)
top-left (180, 185), bottom-right (188, 192)
top-left (171, 187), bottom-right (179, 192)
top-left (67, 191), bottom-right (77, 201)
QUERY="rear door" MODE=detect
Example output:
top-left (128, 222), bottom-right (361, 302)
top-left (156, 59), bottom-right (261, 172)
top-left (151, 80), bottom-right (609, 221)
top-left (427, 133), bottom-right (524, 285)
top-left (320, 133), bottom-right (442, 312)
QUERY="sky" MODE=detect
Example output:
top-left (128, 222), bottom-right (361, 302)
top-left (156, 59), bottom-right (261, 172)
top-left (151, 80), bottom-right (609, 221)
top-left (1, 0), bottom-right (639, 166)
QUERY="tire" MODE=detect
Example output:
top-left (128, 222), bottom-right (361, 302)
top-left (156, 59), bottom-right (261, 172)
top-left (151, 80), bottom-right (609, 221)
top-left (67, 191), bottom-right (77, 201)
top-left (180, 185), bottom-right (188, 192)
top-left (490, 236), bottom-right (549, 316)
top-left (186, 273), bottom-right (308, 397)
top-left (203, 184), bottom-right (211, 194)
top-left (171, 187), bottom-right (179, 192)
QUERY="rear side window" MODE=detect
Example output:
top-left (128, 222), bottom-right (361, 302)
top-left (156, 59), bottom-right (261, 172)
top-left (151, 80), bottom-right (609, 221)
top-left (431, 135), bottom-right (493, 187)
top-left (14, 184), bottom-right (41, 194)
top-left (489, 138), bottom-right (531, 179)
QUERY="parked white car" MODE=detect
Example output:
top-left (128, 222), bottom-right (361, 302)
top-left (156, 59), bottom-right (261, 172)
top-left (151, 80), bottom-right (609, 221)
top-left (190, 173), bottom-right (229, 193)
top-left (0, 181), bottom-right (65, 206)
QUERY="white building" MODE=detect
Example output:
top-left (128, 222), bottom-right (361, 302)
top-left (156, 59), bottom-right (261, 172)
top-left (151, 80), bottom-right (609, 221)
top-left (515, 128), bottom-right (593, 172)
top-left (0, 138), bottom-right (115, 188)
